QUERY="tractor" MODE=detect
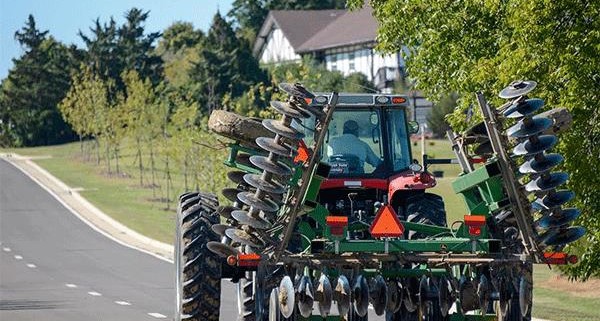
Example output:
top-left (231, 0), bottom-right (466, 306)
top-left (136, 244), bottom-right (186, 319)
top-left (175, 81), bottom-right (585, 321)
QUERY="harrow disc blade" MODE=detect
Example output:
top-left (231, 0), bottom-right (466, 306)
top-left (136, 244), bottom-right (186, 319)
top-left (512, 135), bottom-right (558, 156)
top-left (519, 153), bottom-right (563, 174)
top-left (533, 190), bottom-right (575, 210)
top-left (278, 276), bottom-right (295, 319)
top-left (525, 172), bottom-right (569, 192)
top-left (256, 137), bottom-right (292, 157)
top-left (539, 226), bottom-right (586, 246)
top-left (504, 98), bottom-right (545, 118)
top-left (402, 278), bottom-right (419, 313)
top-left (227, 171), bottom-right (247, 185)
top-left (519, 276), bottom-right (532, 317)
top-left (279, 82), bottom-right (315, 99)
top-left (237, 191), bottom-right (279, 213)
top-left (353, 275), bottom-right (369, 317)
top-left (262, 119), bottom-right (304, 140)
top-left (497, 277), bottom-right (510, 316)
top-left (536, 208), bottom-right (581, 230)
top-left (369, 275), bottom-right (387, 316)
top-left (250, 155), bottom-right (292, 177)
top-left (297, 275), bottom-right (314, 318)
top-left (438, 276), bottom-right (453, 317)
top-left (458, 276), bottom-right (478, 313)
top-left (206, 241), bottom-right (238, 258)
top-left (507, 117), bottom-right (553, 138)
top-left (334, 275), bottom-right (351, 316)
top-left (316, 274), bottom-right (333, 317)
top-left (225, 228), bottom-right (263, 248)
top-left (211, 223), bottom-right (229, 237)
top-left (418, 276), bottom-right (431, 315)
top-left (271, 101), bottom-right (309, 119)
top-left (269, 288), bottom-right (281, 321)
top-left (386, 280), bottom-right (403, 314)
top-left (222, 188), bottom-right (241, 203)
top-left (235, 153), bottom-right (256, 169)
top-left (477, 274), bottom-right (491, 312)
top-left (231, 210), bottom-right (271, 229)
top-left (499, 80), bottom-right (537, 99)
top-left (243, 174), bottom-right (285, 194)
top-left (217, 205), bottom-right (236, 220)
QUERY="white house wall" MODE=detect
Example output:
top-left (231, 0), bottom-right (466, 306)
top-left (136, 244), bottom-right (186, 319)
top-left (259, 27), bottom-right (301, 64)
top-left (323, 47), bottom-right (403, 81)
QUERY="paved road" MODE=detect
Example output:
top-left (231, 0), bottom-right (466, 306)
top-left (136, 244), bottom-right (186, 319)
top-left (0, 159), bottom-right (238, 320)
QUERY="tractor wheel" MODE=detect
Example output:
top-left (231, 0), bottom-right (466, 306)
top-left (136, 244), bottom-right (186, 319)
top-left (175, 192), bottom-right (222, 321)
top-left (237, 265), bottom-right (279, 321)
top-left (208, 110), bottom-right (274, 148)
top-left (405, 193), bottom-right (447, 239)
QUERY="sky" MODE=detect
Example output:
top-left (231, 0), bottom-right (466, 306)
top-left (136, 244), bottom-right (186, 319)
top-left (0, 0), bottom-right (233, 79)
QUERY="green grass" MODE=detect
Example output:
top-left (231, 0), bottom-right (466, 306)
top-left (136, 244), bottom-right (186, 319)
top-left (3, 138), bottom-right (598, 320)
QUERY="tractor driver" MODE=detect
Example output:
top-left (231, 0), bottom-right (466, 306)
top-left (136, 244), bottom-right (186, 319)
top-left (327, 120), bottom-right (382, 173)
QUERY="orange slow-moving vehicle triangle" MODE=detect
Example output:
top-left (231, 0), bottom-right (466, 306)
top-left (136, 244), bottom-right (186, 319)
top-left (369, 204), bottom-right (404, 238)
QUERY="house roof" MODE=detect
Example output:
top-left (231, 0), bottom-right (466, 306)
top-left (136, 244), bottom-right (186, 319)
top-left (253, 9), bottom-right (345, 56)
top-left (253, 7), bottom-right (378, 56)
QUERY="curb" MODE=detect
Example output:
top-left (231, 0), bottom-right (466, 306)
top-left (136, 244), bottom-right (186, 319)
top-left (1, 153), bottom-right (174, 262)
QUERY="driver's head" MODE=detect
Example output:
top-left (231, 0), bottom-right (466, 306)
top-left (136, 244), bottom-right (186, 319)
top-left (343, 120), bottom-right (359, 137)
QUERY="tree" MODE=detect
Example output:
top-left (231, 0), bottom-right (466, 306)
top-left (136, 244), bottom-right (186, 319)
top-left (427, 93), bottom-right (458, 138)
top-left (0, 15), bottom-right (76, 146)
top-left (349, 0), bottom-right (600, 280)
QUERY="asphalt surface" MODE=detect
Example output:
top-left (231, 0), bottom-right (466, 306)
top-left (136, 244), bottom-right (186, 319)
top-left (0, 159), bottom-right (238, 320)
top-left (0, 159), bottom-right (386, 321)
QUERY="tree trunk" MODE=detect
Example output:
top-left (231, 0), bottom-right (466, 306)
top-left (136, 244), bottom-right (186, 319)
top-left (183, 158), bottom-right (188, 191)
top-left (165, 154), bottom-right (171, 210)
top-left (105, 141), bottom-right (111, 174)
top-left (136, 138), bottom-right (144, 186)
top-left (150, 144), bottom-right (156, 198)
top-left (114, 146), bottom-right (120, 174)
top-left (95, 137), bottom-right (100, 165)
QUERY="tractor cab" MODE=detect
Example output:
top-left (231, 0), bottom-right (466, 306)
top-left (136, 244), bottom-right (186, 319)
top-left (295, 94), bottom-right (438, 225)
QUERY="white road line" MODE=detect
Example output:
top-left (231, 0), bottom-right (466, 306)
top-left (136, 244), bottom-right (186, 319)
top-left (2, 247), bottom-right (11, 252)
top-left (65, 283), bottom-right (78, 288)
top-left (147, 312), bottom-right (167, 318)
top-left (87, 291), bottom-right (102, 296)
top-left (26, 263), bottom-right (36, 268)
top-left (114, 300), bottom-right (131, 306)
top-left (14, 255), bottom-right (23, 260)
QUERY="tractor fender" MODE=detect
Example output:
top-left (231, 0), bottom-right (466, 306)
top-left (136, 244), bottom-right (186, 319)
top-left (387, 171), bottom-right (436, 202)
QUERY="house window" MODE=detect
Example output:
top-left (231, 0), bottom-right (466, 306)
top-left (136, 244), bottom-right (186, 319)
top-left (348, 52), bottom-right (356, 71)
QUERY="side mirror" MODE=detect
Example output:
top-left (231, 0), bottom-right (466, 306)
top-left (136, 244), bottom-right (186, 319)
top-left (407, 121), bottom-right (419, 134)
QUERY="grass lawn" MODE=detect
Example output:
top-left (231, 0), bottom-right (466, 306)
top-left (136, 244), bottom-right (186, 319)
top-left (3, 138), bottom-right (598, 320)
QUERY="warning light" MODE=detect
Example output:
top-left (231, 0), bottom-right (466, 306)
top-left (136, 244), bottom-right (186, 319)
top-left (237, 253), bottom-right (261, 267)
top-left (304, 98), bottom-right (313, 104)
top-left (464, 215), bottom-right (486, 236)
top-left (326, 216), bottom-right (348, 237)
top-left (392, 96), bottom-right (407, 104)
top-left (543, 252), bottom-right (578, 265)
top-left (294, 140), bottom-right (310, 164)
top-left (369, 205), bottom-right (404, 238)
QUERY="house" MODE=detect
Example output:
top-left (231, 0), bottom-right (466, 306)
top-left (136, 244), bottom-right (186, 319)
top-left (252, 7), bottom-right (406, 93)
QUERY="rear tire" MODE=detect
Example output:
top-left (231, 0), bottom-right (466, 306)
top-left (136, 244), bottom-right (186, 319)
top-left (405, 193), bottom-right (447, 239)
top-left (175, 192), bottom-right (221, 321)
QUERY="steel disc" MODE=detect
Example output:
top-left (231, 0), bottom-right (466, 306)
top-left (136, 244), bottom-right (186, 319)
top-left (271, 101), bottom-right (308, 119)
top-left (278, 276), bottom-right (295, 318)
top-left (497, 278), bottom-right (510, 316)
top-left (418, 276), bottom-right (430, 315)
top-left (533, 190), bottom-right (575, 210)
top-left (243, 174), bottom-right (285, 194)
top-left (438, 276), bottom-right (453, 317)
top-left (279, 82), bottom-right (315, 99)
top-left (512, 135), bottom-right (557, 156)
top-left (269, 287), bottom-right (282, 321)
top-left (539, 226), bottom-right (586, 246)
top-left (227, 171), bottom-right (247, 185)
top-left (369, 275), bottom-right (387, 316)
top-left (386, 280), bottom-right (403, 314)
top-left (297, 275), bottom-right (314, 318)
top-left (353, 275), bottom-right (369, 317)
top-left (518, 276), bottom-right (532, 317)
top-left (256, 137), bottom-right (292, 157)
top-left (225, 228), bottom-right (263, 248)
top-left (504, 98), bottom-right (545, 118)
top-left (206, 241), bottom-right (239, 258)
top-left (499, 80), bottom-right (537, 99)
top-left (316, 274), bottom-right (333, 317)
top-left (249, 155), bottom-right (292, 176)
top-left (237, 191), bottom-right (279, 213)
top-left (262, 119), bottom-right (304, 140)
top-left (217, 205), bottom-right (236, 220)
top-left (477, 274), bottom-right (491, 312)
top-left (335, 275), bottom-right (351, 316)
top-left (519, 153), bottom-right (563, 174)
top-left (402, 278), bottom-right (419, 313)
top-left (235, 153), bottom-right (256, 169)
top-left (211, 223), bottom-right (229, 236)
top-left (535, 208), bottom-right (580, 230)
top-left (525, 172), bottom-right (569, 192)
top-left (507, 117), bottom-right (553, 138)
top-left (458, 276), bottom-right (478, 313)
top-left (231, 210), bottom-right (271, 229)
top-left (222, 188), bottom-right (241, 203)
